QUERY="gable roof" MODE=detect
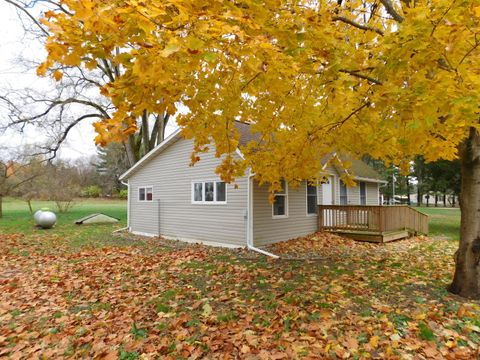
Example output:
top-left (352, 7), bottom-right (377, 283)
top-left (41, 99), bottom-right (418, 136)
top-left (120, 121), bottom-right (385, 182)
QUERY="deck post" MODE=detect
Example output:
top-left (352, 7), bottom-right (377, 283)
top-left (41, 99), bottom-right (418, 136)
top-left (318, 205), bottom-right (324, 231)
top-left (378, 206), bottom-right (384, 232)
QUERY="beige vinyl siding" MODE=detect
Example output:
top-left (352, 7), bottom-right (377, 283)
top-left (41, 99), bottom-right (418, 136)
top-left (128, 138), bottom-right (248, 247)
top-left (253, 181), bottom-right (318, 246)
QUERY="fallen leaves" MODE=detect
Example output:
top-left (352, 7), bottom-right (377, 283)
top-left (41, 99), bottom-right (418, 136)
top-left (0, 231), bottom-right (479, 358)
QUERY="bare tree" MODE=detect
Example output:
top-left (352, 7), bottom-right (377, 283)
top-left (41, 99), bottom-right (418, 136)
top-left (0, 146), bottom-right (44, 217)
top-left (0, 0), bottom-right (171, 167)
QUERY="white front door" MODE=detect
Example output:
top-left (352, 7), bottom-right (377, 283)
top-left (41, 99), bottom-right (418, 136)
top-left (322, 177), bottom-right (334, 205)
top-left (321, 177), bottom-right (334, 226)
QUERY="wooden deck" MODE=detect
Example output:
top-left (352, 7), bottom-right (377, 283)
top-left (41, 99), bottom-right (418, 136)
top-left (318, 205), bottom-right (429, 243)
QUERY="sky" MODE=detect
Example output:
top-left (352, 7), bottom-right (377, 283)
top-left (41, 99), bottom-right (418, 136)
top-left (0, 1), bottom-right (177, 161)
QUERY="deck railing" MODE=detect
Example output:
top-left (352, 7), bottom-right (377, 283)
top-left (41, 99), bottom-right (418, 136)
top-left (318, 205), bottom-right (428, 235)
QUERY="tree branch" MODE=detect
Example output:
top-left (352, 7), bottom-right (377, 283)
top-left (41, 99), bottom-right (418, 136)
top-left (339, 69), bottom-right (382, 85)
top-left (3, 0), bottom-right (50, 36)
top-left (379, 0), bottom-right (404, 23)
top-left (332, 16), bottom-right (384, 36)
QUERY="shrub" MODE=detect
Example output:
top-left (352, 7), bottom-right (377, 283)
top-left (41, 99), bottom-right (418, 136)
top-left (118, 189), bottom-right (128, 199)
top-left (81, 185), bottom-right (102, 198)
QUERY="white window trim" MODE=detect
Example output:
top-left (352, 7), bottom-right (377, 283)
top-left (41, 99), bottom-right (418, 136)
top-left (138, 186), bottom-right (153, 202)
top-left (306, 181), bottom-right (318, 217)
top-left (191, 180), bottom-right (228, 205)
top-left (272, 181), bottom-right (288, 219)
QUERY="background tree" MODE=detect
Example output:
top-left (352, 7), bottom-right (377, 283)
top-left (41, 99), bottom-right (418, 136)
top-left (28, 0), bottom-right (480, 297)
top-left (95, 142), bottom-right (129, 195)
top-left (0, 0), bottom-right (172, 166)
top-left (0, 147), bottom-right (43, 217)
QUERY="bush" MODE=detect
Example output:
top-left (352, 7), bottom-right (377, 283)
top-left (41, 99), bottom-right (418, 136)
top-left (118, 189), bottom-right (128, 199)
top-left (81, 185), bottom-right (102, 198)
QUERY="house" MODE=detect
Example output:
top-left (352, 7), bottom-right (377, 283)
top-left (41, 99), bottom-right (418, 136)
top-left (119, 122), bottom-right (386, 250)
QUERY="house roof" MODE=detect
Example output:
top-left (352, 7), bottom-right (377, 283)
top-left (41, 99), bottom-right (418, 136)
top-left (334, 159), bottom-right (386, 183)
top-left (120, 121), bottom-right (385, 183)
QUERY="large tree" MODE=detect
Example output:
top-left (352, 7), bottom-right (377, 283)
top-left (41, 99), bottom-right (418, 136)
top-left (37, 1), bottom-right (479, 297)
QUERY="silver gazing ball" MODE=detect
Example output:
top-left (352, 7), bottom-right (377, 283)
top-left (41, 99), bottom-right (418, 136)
top-left (37, 211), bottom-right (57, 229)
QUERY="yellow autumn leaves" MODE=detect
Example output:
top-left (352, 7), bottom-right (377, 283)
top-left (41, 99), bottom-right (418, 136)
top-left (37, 0), bottom-right (480, 188)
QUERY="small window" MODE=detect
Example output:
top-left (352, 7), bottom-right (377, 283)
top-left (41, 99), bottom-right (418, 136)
top-left (205, 182), bottom-right (214, 202)
top-left (307, 183), bottom-right (317, 215)
top-left (340, 181), bottom-right (348, 205)
top-left (194, 183), bottom-right (203, 202)
top-left (192, 181), bottom-right (227, 204)
top-left (139, 186), bottom-right (153, 202)
top-left (360, 182), bottom-right (366, 205)
top-left (216, 182), bottom-right (226, 202)
top-left (273, 180), bottom-right (288, 217)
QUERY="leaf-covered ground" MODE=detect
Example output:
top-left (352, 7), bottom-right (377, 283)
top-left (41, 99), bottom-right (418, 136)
top-left (1, 229), bottom-right (479, 359)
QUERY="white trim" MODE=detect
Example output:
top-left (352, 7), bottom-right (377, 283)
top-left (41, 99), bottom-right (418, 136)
top-left (272, 180), bottom-right (289, 219)
top-left (306, 181), bottom-right (318, 216)
top-left (138, 186), bottom-right (153, 202)
top-left (121, 180), bottom-right (130, 229)
top-left (235, 148), bottom-right (245, 160)
top-left (354, 176), bottom-right (388, 184)
top-left (377, 182), bottom-right (381, 205)
top-left (191, 180), bottom-right (228, 204)
top-left (119, 129), bottom-right (182, 180)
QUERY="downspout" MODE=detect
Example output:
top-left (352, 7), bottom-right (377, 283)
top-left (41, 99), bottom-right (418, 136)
top-left (121, 180), bottom-right (130, 231)
top-left (246, 171), bottom-right (279, 259)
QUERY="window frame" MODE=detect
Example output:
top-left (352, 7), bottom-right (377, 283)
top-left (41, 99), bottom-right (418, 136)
top-left (339, 181), bottom-right (348, 205)
top-left (191, 180), bottom-right (228, 205)
top-left (138, 186), bottom-right (153, 202)
top-left (272, 180), bottom-right (289, 219)
top-left (359, 181), bottom-right (367, 205)
top-left (306, 181), bottom-right (318, 216)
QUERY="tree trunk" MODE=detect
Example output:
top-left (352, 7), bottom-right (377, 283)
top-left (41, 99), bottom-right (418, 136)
top-left (417, 188), bottom-right (422, 206)
top-left (435, 194), bottom-right (438, 207)
top-left (0, 195), bottom-right (3, 218)
top-left (443, 192), bottom-right (447, 207)
top-left (27, 199), bottom-right (33, 214)
top-left (448, 128), bottom-right (480, 298)
top-left (124, 137), bottom-right (137, 168)
top-left (452, 193), bottom-right (456, 207)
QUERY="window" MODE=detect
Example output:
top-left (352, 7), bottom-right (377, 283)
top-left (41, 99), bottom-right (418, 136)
top-left (360, 181), bottom-right (366, 205)
top-left (273, 180), bottom-right (288, 217)
top-left (192, 181), bottom-right (227, 204)
top-left (307, 183), bottom-right (318, 215)
top-left (340, 181), bottom-right (348, 205)
top-left (138, 186), bottom-right (153, 201)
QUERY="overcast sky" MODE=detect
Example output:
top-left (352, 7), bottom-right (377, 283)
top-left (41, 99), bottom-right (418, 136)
top-left (0, 1), bottom-right (100, 160)
top-left (0, 2), bottom-right (183, 161)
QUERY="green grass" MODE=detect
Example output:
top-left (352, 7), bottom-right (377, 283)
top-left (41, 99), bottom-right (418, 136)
top-left (0, 197), bottom-right (127, 249)
top-left (417, 207), bottom-right (460, 240)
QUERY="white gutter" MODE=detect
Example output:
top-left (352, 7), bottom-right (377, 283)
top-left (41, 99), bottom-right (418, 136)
top-left (246, 171), bottom-right (279, 259)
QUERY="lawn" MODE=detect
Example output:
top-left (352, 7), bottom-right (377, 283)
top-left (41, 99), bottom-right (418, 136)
top-left (1, 200), bottom-right (478, 359)
top-left (418, 207), bottom-right (461, 240)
